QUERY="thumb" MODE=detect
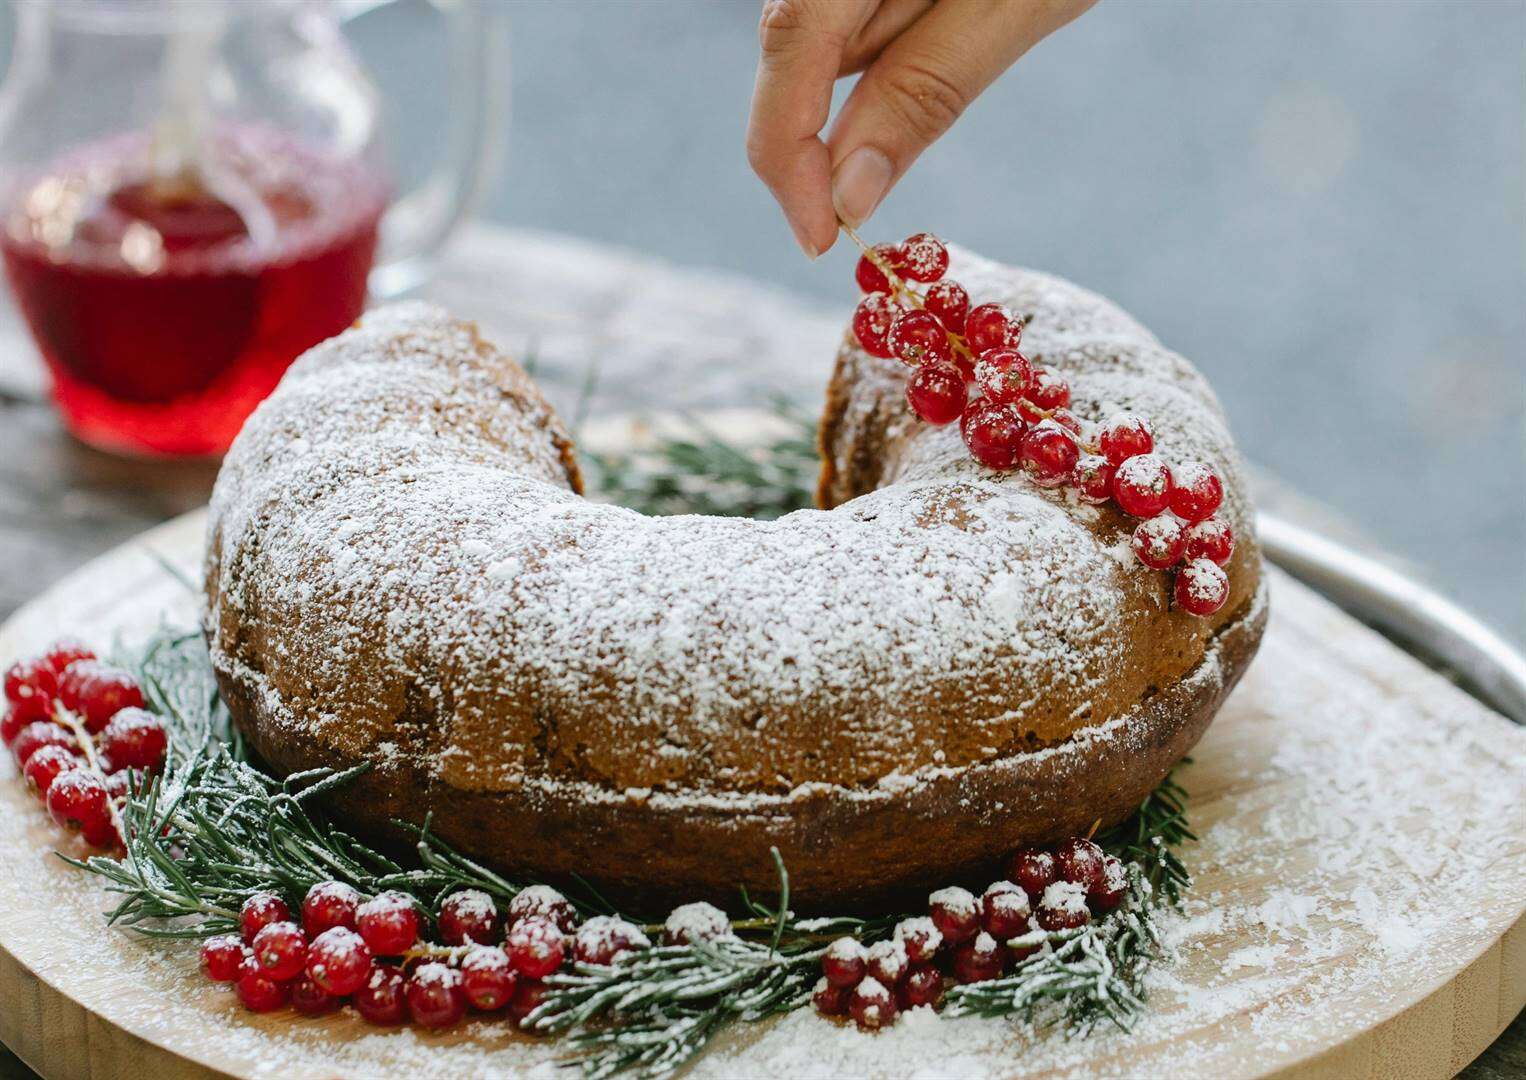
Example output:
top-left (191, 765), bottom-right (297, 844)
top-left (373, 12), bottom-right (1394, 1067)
top-left (826, 0), bottom-right (1094, 227)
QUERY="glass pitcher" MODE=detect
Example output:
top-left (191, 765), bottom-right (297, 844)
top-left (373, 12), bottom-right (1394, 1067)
top-left (0, 0), bottom-right (504, 456)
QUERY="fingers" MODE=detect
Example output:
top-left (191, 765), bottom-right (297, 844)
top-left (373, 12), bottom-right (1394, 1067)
top-left (827, 0), bottom-right (1096, 227)
top-left (838, 0), bottom-right (936, 76)
top-left (746, 0), bottom-right (877, 257)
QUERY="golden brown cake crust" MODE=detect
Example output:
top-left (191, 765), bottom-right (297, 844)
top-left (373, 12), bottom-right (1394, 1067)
top-left (204, 252), bottom-right (1265, 908)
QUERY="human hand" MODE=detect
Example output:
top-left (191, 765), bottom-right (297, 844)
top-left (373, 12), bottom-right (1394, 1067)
top-left (746, 0), bottom-right (1095, 257)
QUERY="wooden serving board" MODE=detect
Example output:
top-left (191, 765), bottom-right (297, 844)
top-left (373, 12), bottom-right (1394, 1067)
top-left (0, 508), bottom-right (1522, 1080)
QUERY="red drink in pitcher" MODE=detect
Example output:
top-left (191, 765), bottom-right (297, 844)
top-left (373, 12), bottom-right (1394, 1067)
top-left (1, 127), bottom-right (388, 456)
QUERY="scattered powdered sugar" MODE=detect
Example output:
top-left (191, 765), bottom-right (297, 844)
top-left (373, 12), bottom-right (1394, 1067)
top-left (1039, 880), bottom-right (1089, 915)
top-left (663, 901), bottom-right (733, 945)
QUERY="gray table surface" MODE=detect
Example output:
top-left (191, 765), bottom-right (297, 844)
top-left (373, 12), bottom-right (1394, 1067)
top-left (0, 225), bottom-right (1518, 1078)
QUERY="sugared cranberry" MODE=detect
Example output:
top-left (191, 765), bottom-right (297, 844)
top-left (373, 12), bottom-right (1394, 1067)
top-left (1097, 413), bottom-right (1154, 466)
top-left (240, 891), bottom-right (293, 944)
top-left (56, 661), bottom-right (143, 733)
top-left (461, 945), bottom-right (518, 1010)
top-left (1183, 517), bottom-right (1234, 566)
top-left (887, 309), bottom-right (952, 367)
top-left (1169, 461), bottom-right (1224, 523)
top-left (962, 400), bottom-right (1027, 471)
top-left (1029, 369), bottom-right (1070, 411)
top-left (852, 292), bottom-right (901, 358)
top-left (1019, 420), bottom-right (1080, 488)
top-left (1112, 454), bottom-right (1173, 518)
top-left (899, 965), bottom-right (943, 1009)
top-left (23, 744), bottom-right (78, 800)
top-left (821, 936), bottom-right (866, 988)
top-left (1131, 515), bottom-right (1186, 570)
top-left (201, 934), bottom-right (247, 982)
top-left (923, 279), bottom-right (969, 333)
top-left (46, 769), bottom-right (108, 834)
top-left (1055, 838), bottom-right (1106, 889)
top-left (505, 915), bottom-right (565, 980)
top-left (1036, 881), bottom-right (1092, 931)
top-left (507, 978), bottom-right (548, 1025)
top-left (1176, 558), bottom-right (1230, 616)
top-left (906, 363), bottom-right (968, 425)
top-left (848, 977), bottom-right (897, 1031)
top-left (301, 880), bottom-right (361, 938)
top-left (663, 901), bottom-right (733, 945)
top-left (355, 891), bottom-right (419, 955)
top-left (892, 917), bottom-right (942, 967)
top-left (864, 939), bottom-right (909, 988)
top-left (291, 973), bottom-right (341, 1016)
top-left (438, 888), bottom-right (498, 946)
top-left (235, 954), bottom-right (291, 1013)
top-left (855, 243), bottom-right (903, 294)
top-left (252, 920), bottom-right (306, 982)
top-left (42, 639), bottom-right (95, 676)
top-left (1009, 849), bottom-right (1058, 897)
top-left (11, 720), bottom-right (74, 767)
top-left (305, 926), bottom-right (371, 996)
top-left (812, 977), bottom-right (850, 1016)
top-left (899, 232), bottom-right (948, 282)
top-left (952, 932), bottom-right (1006, 984)
top-left (964, 303), bottom-right (1012, 355)
top-left (572, 915), bottom-right (649, 966)
top-left (4, 657), bottom-right (56, 727)
top-left (1090, 855), bottom-right (1128, 913)
top-left (353, 964), bottom-right (408, 1025)
top-left (981, 882), bottom-right (1033, 940)
top-left (972, 348), bottom-right (1033, 404)
top-left (96, 708), bottom-right (166, 772)
top-left (928, 886), bottom-right (980, 945)
top-left (1073, 454), bottom-right (1115, 504)
top-left (406, 961), bottom-right (466, 1029)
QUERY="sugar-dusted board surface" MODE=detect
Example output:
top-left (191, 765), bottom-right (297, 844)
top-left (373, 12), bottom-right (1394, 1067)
top-left (0, 509), bottom-right (1521, 1080)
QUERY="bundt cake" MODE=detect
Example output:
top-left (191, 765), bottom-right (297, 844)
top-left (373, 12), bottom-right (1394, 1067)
top-left (202, 249), bottom-right (1266, 909)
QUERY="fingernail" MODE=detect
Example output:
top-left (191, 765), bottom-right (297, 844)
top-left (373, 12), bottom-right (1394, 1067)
top-left (793, 230), bottom-right (820, 260)
top-left (832, 147), bottom-right (893, 228)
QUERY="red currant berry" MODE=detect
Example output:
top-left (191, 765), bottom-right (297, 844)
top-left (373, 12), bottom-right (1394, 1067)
top-left (821, 936), bottom-right (866, 988)
top-left (236, 954), bottom-right (291, 1013)
top-left (438, 889), bottom-right (498, 946)
top-left (353, 964), bottom-right (407, 1025)
top-left (240, 891), bottom-right (294, 944)
top-left (854, 243), bottom-right (903, 294)
top-left (1131, 515), bottom-right (1187, 570)
top-left (864, 939), bottom-right (909, 988)
top-left (899, 965), bottom-right (943, 1010)
top-left (981, 882), bottom-right (1033, 940)
top-left (1097, 413), bottom-right (1154, 467)
top-left (406, 961), bottom-right (466, 1029)
top-left (964, 303), bottom-right (1012, 355)
top-left (812, 977), bottom-right (850, 1016)
top-left (505, 915), bottom-right (566, 980)
top-left (1008, 849), bottom-right (1058, 897)
top-left (1073, 454), bottom-right (1115, 504)
top-left (848, 977), bottom-right (897, 1031)
top-left (899, 232), bottom-right (948, 282)
top-left (305, 926), bottom-right (371, 996)
top-left (11, 720), bottom-right (74, 767)
top-left (1176, 558), bottom-right (1230, 616)
top-left (952, 932), bottom-right (1007, 984)
top-left (892, 917), bottom-right (942, 967)
top-left (23, 744), bottom-right (78, 800)
top-left (906, 363), bottom-right (968, 425)
top-left (81, 813), bottom-right (121, 850)
top-left (1112, 454), bottom-right (1174, 518)
top-left (887, 309), bottom-right (952, 367)
top-left (355, 891), bottom-right (419, 955)
top-left (972, 348), bottom-right (1033, 404)
top-left (1003, 315), bottom-right (1025, 350)
top-left (1055, 838), bottom-right (1106, 889)
top-left (96, 708), bottom-right (167, 773)
top-left (663, 901), bottom-right (733, 945)
top-left (46, 769), bottom-right (108, 834)
top-left (507, 978), bottom-right (548, 1025)
top-left (42, 639), bottom-right (95, 676)
top-left (1049, 408), bottom-right (1084, 439)
top-left (301, 880), bottom-right (361, 938)
top-left (572, 915), bottom-right (650, 966)
top-left (56, 661), bottom-right (143, 733)
top-left (1183, 517), bottom-right (1235, 566)
top-left (1029, 369), bottom-right (1071, 411)
top-left (291, 972), bottom-right (341, 1016)
top-left (1, 709), bottom-right (26, 748)
top-left (1168, 461), bottom-right (1224, 523)
top-left (461, 945), bottom-right (518, 1010)
top-left (1019, 419), bottom-right (1080, 488)
top-left (851, 292), bottom-right (901, 358)
top-left (507, 884), bottom-right (578, 933)
top-left (1036, 881), bottom-right (1092, 931)
top-left (923, 279), bottom-right (969, 333)
top-left (201, 934), bottom-right (247, 982)
top-left (928, 886), bottom-right (980, 945)
top-left (1090, 855), bottom-right (1128, 914)
top-left (252, 920), bottom-right (307, 982)
top-left (961, 400), bottom-right (1027, 471)
top-left (4, 657), bottom-right (56, 727)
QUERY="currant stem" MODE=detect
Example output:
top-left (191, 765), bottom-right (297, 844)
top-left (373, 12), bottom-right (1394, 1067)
top-left (53, 704), bottom-right (126, 843)
top-left (839, 222), bottom-right (977, 364)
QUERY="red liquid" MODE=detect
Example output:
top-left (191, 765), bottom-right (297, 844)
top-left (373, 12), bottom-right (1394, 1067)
top-left (1, 129), bottom-right (387, 456)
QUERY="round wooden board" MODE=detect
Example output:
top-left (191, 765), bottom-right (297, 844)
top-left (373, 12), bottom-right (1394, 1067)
top-left (1, 502), bottom-right (1523, 1080)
